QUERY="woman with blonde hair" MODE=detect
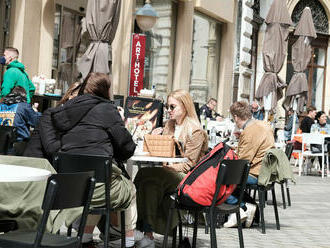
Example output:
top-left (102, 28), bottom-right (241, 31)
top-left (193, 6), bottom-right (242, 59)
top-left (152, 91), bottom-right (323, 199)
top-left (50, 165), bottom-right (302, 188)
top-left (134, 89), bottom-right (208, 246)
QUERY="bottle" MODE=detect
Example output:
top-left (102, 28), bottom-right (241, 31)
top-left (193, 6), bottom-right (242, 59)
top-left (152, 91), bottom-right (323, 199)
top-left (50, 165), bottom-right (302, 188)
top-left (200, 109), bottom-right (206, 129)
top-left (210, 127), bottom-right (217, 147)
top-left (311, 120), bottom-right (319, 134)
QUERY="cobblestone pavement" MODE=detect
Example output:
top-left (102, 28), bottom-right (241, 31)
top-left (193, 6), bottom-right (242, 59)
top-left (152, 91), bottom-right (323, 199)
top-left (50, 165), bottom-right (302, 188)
top-left (155, 173), bottom-right (330, 248)
top-left (82, 167), bottom-right (330, 248)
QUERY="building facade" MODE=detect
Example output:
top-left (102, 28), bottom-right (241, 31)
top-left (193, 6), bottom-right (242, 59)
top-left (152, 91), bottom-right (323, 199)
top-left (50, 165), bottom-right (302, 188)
top-left (1, 0), bottom-right (328, 117)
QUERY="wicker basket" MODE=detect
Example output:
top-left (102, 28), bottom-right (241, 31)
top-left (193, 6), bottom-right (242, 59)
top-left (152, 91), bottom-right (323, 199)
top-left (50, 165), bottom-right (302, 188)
top-left (143, 134), bottom-right (175, 157)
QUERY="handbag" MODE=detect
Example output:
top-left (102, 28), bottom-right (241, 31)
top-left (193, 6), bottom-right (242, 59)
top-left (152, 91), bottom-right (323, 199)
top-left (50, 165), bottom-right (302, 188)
top-left (143, 134), bottom-right (183, 157)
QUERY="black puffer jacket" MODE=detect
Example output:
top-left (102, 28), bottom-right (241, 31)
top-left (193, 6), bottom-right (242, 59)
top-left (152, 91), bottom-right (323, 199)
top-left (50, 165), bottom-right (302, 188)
top-left (42, 94), bottom-right (135, 161)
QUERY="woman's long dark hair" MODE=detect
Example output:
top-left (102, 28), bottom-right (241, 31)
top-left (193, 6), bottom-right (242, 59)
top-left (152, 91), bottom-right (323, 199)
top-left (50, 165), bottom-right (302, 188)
top-left (78, 72), bottom-right (111, 99)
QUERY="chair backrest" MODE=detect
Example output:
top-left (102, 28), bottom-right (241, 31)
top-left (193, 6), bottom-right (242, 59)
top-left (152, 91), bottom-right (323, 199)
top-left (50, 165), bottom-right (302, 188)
top-left (0, 126), bottom-right (15, 154)
top-left (302, 133), bottom-right (325, 145)
top-left (53, 152), bottom-right (112, 183)
top-left (285, 143), bottom-right (294, 159)
top-left (211, 160), bottom-right (250, 208)
top-left (53, 152), bottom-right (112, 211)
top-left (35, 172), bottom-right (95, 247)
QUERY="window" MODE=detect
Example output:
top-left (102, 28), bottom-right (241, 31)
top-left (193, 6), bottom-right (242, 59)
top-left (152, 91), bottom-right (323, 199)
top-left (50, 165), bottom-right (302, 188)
top-left (190, 13), bottom-right (221, 105)
top-left (135, 0), bottom-right (177, 101)
top-left (52, 5), bottom-right (87, 94)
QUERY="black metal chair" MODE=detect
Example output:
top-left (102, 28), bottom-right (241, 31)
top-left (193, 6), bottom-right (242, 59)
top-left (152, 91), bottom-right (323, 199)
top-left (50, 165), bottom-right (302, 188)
top-left (53, 153), bottom-right (126, 248)
top-left (0, 126), bottom-right (16, 155)
top-left (163, 160), bottom-right (250, 248)
top-left (246, 181), bottom-right (280, 234)
top-left (279, 143), bottom-right (294, 209)
top-left (0, 172), bottom-right (95, 248)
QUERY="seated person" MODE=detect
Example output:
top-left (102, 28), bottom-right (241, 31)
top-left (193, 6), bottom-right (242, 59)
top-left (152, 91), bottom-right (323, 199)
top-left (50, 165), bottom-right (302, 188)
top-left (250, 101), bottom-right (264, 120)
top-left (300, 106), bottom-right (317, 133)
top-left (224, 101), bottom-right (274, 228)
top-left (0, 86), bottom-right (41, 155)
top-left (199, 97), bottom-right (223, 121)
top-left (315, 111), bottom-right (330, 134)
top-left (134, 89), bottom-right (208, 246)
top-left (24, 73), bottom-right (138, 248)
top-left (23, 82), bottom-right (81, 161)
top-left (284, 108), bottom-right (299, 141)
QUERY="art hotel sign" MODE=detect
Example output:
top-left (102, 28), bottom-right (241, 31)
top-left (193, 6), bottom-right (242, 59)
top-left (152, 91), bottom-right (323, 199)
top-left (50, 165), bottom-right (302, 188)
top-left (129, 33), bottom-right (146, 96)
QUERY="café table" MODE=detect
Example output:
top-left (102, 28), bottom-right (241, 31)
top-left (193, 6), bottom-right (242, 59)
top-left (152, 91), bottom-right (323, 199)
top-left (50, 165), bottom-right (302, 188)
top-left (0, 155), bottom-right (81, 233)
top-left (0, 164), bottom-right (51, 182)
top-left (126, 154), bottom-right (188, 178)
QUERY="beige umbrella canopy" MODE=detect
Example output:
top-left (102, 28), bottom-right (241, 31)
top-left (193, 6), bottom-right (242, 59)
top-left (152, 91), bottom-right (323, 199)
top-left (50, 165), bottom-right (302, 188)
top-left (255, 0), bottom-right (293, 112)
top-left (77, 0), bottom-right (121, 80)
top-left (283, 7), bottom-right (317, 114)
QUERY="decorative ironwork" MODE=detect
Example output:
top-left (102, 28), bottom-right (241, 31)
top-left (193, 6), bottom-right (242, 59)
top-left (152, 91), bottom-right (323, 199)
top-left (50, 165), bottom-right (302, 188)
top-left (292, 0), bottom-right (329, 34)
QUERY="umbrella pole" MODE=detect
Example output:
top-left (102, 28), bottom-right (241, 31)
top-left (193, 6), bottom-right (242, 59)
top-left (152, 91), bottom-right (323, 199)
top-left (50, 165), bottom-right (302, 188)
top-left (264, 111), bottom-right (269, 122)
top-left (291, 110), bottom-right (297, 141)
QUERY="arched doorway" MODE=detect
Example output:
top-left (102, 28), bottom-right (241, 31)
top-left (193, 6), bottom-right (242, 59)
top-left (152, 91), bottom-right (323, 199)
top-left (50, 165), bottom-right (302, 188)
top-left (286, 0), bottom-right (329, 110)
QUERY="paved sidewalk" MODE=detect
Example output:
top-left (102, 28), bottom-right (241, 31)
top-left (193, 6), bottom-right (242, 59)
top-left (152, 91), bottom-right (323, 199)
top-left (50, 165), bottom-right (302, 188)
top-left (154, 174), bottom-right (330, 248)
top-left (77, 169), bottom-right (330, 247)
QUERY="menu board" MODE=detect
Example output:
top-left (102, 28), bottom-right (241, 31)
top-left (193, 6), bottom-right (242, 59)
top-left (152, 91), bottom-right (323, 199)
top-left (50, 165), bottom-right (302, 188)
top-left (124, 96), bottom-right (163, 140)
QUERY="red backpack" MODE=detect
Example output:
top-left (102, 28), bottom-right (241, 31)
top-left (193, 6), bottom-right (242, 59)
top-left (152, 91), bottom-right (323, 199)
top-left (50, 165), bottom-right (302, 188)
top-left (177, 142), bottom-right (238, 207)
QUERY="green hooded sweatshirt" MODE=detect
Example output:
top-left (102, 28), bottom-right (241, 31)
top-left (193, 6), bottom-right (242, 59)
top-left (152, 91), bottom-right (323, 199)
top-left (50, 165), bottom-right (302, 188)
top-left (0, 60), bottom-right (35, 103)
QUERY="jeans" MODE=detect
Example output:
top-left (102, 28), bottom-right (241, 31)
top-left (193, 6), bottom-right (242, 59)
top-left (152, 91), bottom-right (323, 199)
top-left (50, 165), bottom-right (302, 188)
top-left (226, 175), bottom-right (258, 206)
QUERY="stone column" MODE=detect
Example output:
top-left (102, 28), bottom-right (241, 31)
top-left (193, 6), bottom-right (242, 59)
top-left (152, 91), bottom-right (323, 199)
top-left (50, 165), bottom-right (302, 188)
top-left (172, 0), bottom-right (194, 91)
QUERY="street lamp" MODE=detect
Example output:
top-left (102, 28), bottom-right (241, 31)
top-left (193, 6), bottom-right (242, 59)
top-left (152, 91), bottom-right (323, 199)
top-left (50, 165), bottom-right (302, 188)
top-left (136, 0), bottom-right (159, 31)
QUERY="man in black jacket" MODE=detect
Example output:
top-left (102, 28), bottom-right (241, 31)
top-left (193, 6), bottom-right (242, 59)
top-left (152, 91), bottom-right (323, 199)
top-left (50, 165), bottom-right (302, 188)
top-left (300, 106), bottom-right (317, 133)
top-left (199, 98), bottom-right (223, 121)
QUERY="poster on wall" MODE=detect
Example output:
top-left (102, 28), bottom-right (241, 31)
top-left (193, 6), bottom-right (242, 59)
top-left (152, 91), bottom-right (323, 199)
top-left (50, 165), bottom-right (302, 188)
top-left (124, 96), bottom-right (163, 141)
top-left (129, 33), bottom-right (146, 96)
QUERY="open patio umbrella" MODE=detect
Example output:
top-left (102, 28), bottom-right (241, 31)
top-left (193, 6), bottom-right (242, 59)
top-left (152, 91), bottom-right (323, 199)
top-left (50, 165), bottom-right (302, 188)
top-left (255, 0), bottom-right (293, 121)
top-left (77, 0), bottom-right (121, 80)
top-left (282, 7), bottom-right (316, 138)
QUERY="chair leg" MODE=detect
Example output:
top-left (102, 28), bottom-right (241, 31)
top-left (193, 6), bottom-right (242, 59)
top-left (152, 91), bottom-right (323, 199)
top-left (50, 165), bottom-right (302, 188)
top-left (104, 213), bottom-right (110, 248)
top-left (285, 181), bottom-right (291, 207)
top-left (209, 210), bottom-right (217, 248)
top-left (163, 201), bottom-right (175, 248)
top-left (236, 210), bottom-right (244, 248)
top-left (120, 211), bottom-right (126, 248)
top-left (271, 187), bottom-right (280, 230)
top-left (171, 226), bottom-right (177, 248)
top-left (280, 183), bottom-right (286, 209)
top-left (192, 211), bottom-right (199, 248)
top-left (204, 213), bottom-right (209, 234)
top-left (258, 189), bottom-right (266, 234)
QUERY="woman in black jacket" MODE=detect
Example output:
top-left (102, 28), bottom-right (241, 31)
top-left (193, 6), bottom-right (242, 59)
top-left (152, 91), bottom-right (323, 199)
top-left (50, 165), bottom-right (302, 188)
top-left (24, 73), bottom-right (137, 247)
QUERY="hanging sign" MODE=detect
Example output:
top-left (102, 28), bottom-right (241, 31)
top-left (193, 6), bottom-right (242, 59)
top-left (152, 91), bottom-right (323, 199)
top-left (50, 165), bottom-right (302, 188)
top-left (129, 33), bottom-right (146, 96)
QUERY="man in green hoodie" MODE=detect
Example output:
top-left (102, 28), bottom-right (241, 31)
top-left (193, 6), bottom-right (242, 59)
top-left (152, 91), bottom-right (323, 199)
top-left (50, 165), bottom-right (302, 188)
top-left (0, 47), bottom-right (35, 103)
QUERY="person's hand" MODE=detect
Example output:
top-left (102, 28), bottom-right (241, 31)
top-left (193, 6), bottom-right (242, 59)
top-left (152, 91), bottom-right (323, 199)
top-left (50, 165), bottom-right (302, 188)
top-left (233, 131), bottom-right (241, 139)
top-left (152, 127), bottom-right (163, 135)
top-left (117, 106), bottom-right (125, 121)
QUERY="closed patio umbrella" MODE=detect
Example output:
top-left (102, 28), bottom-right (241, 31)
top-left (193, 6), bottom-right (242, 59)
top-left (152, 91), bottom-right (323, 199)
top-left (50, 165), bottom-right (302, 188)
top-left (77, 0), bottom-right (121, 80)
top-left (255, 0), bottom-right (293, 120)
top-left (282, 7), bottom-right (316, 138)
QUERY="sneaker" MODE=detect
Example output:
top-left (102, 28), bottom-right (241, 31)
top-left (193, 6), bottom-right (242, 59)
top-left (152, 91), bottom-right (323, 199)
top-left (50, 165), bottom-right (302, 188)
top-left (135, 236), bottom-right (155, 248)
top-left (244, 203), bottom-right (257, 228)
top-left (223, 208), bottom-right (247, 228)
top-left (134, 230), bottom-right (145, 242)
